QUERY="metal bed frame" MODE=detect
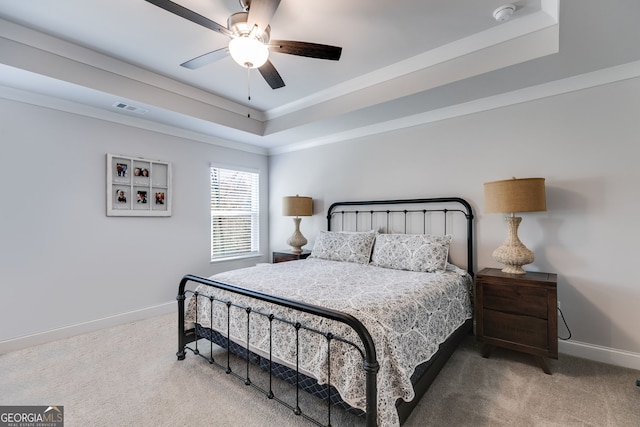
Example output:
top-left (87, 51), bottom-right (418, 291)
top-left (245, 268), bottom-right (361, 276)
top-left (176, 197), bottom-right (474, 426)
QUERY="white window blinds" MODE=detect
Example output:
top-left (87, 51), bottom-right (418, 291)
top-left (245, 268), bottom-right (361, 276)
top-left (210, 166), bottom-right (260, 260)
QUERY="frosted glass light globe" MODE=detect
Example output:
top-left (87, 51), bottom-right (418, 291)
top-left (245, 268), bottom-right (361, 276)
top-left (229, 36), bottom-right (269, 69)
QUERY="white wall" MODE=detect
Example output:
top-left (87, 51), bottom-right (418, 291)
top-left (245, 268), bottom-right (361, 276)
top-left (269, 76), bottom-right (640, 368)
top-left (2, 75), bottom-right (639, 370)
top-left (0, 98), bottom-right (269, 349)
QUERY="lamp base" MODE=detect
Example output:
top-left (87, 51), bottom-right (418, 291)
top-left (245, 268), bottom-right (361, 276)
top-left (287, 217), bottom-right (307, 254)
top-left (492, 216), bottom-right (535, 275)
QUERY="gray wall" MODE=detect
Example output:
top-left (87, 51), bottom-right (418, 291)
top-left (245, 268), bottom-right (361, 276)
top-left (269, 75), bottom-right (640, 368)
top-left (2, 74), bottom-right (639, 369)
top-left (0, 98), bottom-right (269, 346)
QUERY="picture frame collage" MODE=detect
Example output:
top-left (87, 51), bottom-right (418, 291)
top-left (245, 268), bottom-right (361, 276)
top-left (106, 153), bottom-right (172, 216)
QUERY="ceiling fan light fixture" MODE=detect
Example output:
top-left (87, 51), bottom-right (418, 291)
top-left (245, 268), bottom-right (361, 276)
top-left (228, 36), bottom-right (269, 69)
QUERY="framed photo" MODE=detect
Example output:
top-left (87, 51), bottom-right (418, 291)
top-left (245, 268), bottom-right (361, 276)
top-left (106, 153), bottom-right (172, 216)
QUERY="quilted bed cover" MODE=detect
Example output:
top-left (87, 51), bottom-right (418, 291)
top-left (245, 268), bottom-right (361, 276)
top-left (185, 258), bottom-right (472, 427)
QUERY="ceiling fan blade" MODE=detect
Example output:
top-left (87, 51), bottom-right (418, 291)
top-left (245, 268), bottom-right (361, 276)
top-left (180, 47), bottom-right (229, 70)
top-left (247, 0), bottom-right (281, 34)
top-left (268, 40), bottom-right (342, 61)
top-left (145, 0), bottom-right (232, 37)
top-left (258, 60), bottom-right (285, 89)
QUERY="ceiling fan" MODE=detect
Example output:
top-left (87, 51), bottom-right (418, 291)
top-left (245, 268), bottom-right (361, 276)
top-left (145, 0), bottom-right (342, 89)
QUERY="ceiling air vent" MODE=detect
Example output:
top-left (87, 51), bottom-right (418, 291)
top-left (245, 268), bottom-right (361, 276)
top-left (112, 102), bottom-right (148, 115)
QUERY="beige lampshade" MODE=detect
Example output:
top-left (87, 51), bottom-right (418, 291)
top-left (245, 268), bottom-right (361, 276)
top-left (282, 195), bottom-right (313, 217)
top-left (484, 178), bottom-right (546, 214)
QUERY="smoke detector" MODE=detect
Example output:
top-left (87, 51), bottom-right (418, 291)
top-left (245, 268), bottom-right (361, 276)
top-left (493, 4), bottom-right (516, 22)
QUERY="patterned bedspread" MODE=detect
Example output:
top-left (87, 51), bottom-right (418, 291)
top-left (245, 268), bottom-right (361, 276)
top-left (185, 258), bottom-right (472, 427)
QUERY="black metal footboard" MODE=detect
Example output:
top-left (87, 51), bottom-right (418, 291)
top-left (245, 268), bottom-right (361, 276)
top-left (177, 274), bottom-right (380, 427)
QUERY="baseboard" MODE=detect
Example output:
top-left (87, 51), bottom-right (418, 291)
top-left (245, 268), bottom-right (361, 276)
top-left (0, 301), bottom-right (175, 354)
top-left (559, 339), bottom-right (640, 371)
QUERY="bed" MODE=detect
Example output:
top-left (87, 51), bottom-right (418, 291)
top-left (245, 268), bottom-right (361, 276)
top-left (177, 197), bottom-right (475, 427)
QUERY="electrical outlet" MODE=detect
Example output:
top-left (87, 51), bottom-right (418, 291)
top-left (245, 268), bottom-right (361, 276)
top-left (557, 301), bottom-right (561, 309)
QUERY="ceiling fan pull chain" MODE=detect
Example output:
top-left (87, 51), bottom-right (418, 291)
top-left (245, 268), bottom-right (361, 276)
top-left (247, 67), bottom-right (251, 118)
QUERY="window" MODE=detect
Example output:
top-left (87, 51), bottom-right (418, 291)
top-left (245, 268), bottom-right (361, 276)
top-left (210, 165), bottom-right (260, 261)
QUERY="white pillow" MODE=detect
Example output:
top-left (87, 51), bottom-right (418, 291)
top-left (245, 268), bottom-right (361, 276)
top-left (370, 234), bottom-right (451, 273)
top-left (309, 231), bottom-right (377, 264)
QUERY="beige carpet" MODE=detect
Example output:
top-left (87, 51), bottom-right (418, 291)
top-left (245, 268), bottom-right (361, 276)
top-left (1, 313), bottom-right (639, 426)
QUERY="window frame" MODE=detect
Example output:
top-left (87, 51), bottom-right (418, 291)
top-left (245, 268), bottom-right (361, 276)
top-left (209, 163), bottom-right (261, 262)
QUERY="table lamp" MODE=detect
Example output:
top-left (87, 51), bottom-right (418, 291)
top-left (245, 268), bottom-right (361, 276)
top-left (484, 177), bottom-right (546, 274)
top-left (282, 195), bottom-right (313, 254)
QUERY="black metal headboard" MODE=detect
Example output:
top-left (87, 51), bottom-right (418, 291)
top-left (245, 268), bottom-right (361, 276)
top-left (327, 197), bottom-right (475, 276)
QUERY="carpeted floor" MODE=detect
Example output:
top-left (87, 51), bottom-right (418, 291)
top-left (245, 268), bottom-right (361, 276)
top-left (1, 313), bottom-right (639, 426)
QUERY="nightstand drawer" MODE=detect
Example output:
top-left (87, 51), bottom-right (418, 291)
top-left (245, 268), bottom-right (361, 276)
top-left (483, 309), bottom-right (549, 350)
top-left (483, 282), bottom-right (548, 319)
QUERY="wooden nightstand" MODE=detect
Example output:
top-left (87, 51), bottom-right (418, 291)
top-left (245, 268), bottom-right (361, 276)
top-left (272, 250), bottom-right (311, 263)
top-left (475, 267), bottom-right (558, 374)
